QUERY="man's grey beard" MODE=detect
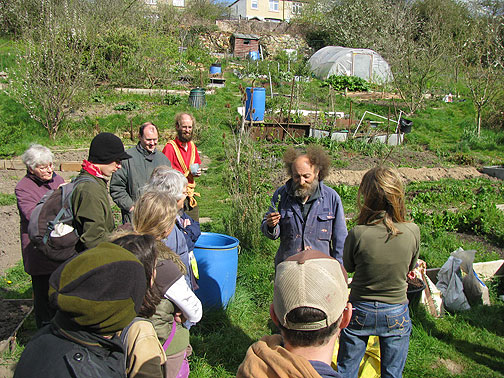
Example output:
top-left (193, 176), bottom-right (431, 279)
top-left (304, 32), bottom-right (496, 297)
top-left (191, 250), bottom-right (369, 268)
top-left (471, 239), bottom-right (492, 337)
top-left (294, 178), bottom-right (319, 200)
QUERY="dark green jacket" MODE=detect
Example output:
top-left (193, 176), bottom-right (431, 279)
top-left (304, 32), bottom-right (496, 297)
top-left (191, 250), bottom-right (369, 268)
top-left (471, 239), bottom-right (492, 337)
top-left (344, 221), bottom-right (420, 304)
top-left (72, 171), bottom-right (115, 252)
top-left (110, 143), bottom-right (171, 224)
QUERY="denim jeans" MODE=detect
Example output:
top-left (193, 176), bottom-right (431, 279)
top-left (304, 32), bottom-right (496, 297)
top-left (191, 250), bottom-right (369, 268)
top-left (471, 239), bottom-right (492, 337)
top-left (337, 301), bottom-right (411, 378)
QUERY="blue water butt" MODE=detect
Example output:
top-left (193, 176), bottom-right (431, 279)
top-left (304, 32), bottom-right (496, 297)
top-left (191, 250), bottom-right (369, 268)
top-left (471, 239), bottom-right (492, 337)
top-left (245, 87), bottom-right (266, 121)
top-left (209, 63), bottom-right (222, 74)
top-left (248, 51), bottom-right (260, 60)
top-left (193, 232), bottom-right (239, 309)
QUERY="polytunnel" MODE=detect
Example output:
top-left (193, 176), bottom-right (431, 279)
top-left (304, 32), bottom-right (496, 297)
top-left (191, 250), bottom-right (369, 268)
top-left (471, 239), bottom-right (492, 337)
top-left (308, 46), bottom-right (393, 83)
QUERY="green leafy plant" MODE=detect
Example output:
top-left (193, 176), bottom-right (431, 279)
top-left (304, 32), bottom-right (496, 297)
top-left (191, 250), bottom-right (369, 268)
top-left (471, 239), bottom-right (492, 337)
top-left (163, 93), bottom-right (183, 105)
top-left (113, 101), bottom-right (140, 111)
top-left (323, 75), bottom-right (370, 92)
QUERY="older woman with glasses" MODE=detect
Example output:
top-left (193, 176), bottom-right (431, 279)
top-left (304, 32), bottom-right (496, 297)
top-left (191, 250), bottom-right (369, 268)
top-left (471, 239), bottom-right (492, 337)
top-left (15, 144), bottom-right (65, 328)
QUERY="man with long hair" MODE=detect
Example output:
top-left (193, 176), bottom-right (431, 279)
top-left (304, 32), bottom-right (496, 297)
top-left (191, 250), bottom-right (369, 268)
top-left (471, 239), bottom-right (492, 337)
top-left (162, 113), bottom-right (202, 221)
top-left (261, 146), bottom-right (347, 266)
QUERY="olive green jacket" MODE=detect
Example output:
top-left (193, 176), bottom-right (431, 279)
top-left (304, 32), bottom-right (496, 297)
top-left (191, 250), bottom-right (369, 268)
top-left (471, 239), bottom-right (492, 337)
top-left (72, 171), bottom-right (115, 252)
top-left (151, 298), bottom-right (190, 356)
top-left (344, 221), bottom-right (420, 304)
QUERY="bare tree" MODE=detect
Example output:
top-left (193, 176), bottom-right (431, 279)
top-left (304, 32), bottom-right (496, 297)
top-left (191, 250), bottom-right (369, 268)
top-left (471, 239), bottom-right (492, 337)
top-left (381, 2), bottom-right (447, 115)
top-left (8, 0), bottom-right (94, 139)
top-left (460, 16), bottom-right (503, 136)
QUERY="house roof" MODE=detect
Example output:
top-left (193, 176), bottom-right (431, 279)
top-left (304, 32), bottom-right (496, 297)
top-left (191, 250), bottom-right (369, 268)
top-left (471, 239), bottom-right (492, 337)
top-left (232, 33), bottom-right (260, 40)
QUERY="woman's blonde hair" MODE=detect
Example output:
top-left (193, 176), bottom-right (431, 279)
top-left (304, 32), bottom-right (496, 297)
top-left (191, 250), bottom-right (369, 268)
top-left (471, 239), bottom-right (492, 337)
top-left (357, 166), bottom-right (407, 238)
top-left (155, 241), bottom-right (186, 274)
top-left (133, 191), bottom-right (178, 240)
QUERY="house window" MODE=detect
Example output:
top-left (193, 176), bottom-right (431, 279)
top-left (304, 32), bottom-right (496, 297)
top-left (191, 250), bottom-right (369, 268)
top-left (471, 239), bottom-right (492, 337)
top-left (173, 0), bottom-right (184, 6)
top-left (292, 2), bottom-right (302, 14)
top-left (251, 0), bottom-right (258, 9)
top-left (269, 0), bottom-right (279, 11)
top-left (243, 39), bottom-right (250, 45)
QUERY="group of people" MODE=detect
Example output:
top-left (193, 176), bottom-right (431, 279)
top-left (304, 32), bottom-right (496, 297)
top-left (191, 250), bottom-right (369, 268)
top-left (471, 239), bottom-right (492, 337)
top-left (251, 148), bottom-right (419, 378)
top-left (14, 110), bottom-right (419, 378)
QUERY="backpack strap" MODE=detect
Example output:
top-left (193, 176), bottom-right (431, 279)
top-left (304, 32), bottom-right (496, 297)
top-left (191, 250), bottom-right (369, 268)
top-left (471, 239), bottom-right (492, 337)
top-left (162, 321), bottom-right (177, 352)
top-left (67, 175), bottom-right (98, 220)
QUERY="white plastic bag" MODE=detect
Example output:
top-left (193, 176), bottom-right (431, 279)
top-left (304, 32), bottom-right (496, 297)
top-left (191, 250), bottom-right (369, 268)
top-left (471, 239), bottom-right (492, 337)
top-left (451, 248), bottom-right (490, 306)
top-left (436, 256), bottom-right (470, 312)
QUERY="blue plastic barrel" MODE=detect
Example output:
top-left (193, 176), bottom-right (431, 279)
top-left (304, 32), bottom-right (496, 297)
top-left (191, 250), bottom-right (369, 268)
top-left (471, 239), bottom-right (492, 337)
top-left (209, 63), bottom-right (221, 74)
top-left (193, 232), bottom-right (239, 308)
top-left (245, 87), bottom-right (266, 121)
top-left (248, 51), bottom-right (260, 60)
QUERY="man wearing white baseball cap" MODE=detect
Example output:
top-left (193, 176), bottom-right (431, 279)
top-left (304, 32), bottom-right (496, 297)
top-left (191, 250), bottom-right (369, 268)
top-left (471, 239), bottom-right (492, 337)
top-left (237, 249), bottom-right (352, 378)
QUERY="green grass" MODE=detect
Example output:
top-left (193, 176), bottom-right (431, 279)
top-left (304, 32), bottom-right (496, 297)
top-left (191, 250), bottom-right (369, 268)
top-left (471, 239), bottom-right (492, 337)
top-left (0, 193), bottom-right (16, 206)
top-left (0, 261), bottom-right (32, 299)
top-left (406, 306), bottom-right (504, 377)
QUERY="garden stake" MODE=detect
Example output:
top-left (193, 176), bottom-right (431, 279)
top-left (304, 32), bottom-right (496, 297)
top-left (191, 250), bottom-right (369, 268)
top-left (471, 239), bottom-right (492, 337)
top-left (287, 76), bottom-right (295, 128)
top-left (349, 102), bottom-right (353, 137)
top-left (386, 106), bottom-right (390, 144)
top-left (268, 63), bottom-right (273, 99)
top-left (273, 118), bottom-right (296, 142)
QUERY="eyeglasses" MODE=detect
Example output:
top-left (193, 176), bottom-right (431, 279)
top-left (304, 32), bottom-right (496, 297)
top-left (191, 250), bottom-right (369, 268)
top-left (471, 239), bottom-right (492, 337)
top-left (36, 163), bottom-right (53, 172)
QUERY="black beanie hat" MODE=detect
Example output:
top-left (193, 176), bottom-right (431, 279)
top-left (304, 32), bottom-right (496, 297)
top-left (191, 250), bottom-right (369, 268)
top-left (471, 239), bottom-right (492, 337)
top-left (49, 242), bottom-right (146, 334)
top-left (88, 132), bottom-right (131, 164)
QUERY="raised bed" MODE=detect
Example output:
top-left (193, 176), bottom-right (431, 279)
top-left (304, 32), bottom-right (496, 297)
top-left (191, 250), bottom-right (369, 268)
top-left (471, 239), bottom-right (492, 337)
top-left (0, 299), bottom-right (33, 354)
top-left (482, 166), bottom-right (504, 180)
top-left (249, 122), bottom-right (310, 141)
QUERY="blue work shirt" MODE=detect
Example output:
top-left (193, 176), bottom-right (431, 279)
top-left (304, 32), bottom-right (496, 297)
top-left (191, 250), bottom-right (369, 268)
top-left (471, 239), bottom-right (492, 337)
top-left (261, 179), bottom-right (347, 266)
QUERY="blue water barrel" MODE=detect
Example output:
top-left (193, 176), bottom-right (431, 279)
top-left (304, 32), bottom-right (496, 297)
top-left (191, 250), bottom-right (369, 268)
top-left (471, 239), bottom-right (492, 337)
top-left (209, 63), bottom-right (222, 74)
top-left (245, 87), bottom-right (266, 121)
top-left (193, 232), bottom-right (239, 308)
top-left (188, 88), bottom-right (206, 108)
top-left (248, 51), bottom-right (260, 60)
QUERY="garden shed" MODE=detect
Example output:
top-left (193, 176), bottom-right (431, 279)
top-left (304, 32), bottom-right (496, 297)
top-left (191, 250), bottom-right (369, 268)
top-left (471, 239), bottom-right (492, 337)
top-left (231, 33), bottom-right (260, 58)
top-left (308, 46), bottom-right (393, 83)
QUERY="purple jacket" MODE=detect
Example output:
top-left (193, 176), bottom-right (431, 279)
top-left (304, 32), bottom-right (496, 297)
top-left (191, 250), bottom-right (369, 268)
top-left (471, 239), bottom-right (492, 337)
top-left (15, 171), bottom-right (65, 275)
top-left (261, 179), bottom-right (347, 266)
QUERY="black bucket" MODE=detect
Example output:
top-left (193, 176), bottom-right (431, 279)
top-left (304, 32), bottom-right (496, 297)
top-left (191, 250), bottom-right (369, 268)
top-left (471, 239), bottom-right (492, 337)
top-left (399, 118), bottom-right (413, 133)
top-left (407, 277), bottom-right (426, 309)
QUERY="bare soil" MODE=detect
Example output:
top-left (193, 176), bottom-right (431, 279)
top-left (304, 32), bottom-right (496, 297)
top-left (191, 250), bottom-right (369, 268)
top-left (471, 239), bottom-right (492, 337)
top-left (0, 300), bottom-right (32, 342)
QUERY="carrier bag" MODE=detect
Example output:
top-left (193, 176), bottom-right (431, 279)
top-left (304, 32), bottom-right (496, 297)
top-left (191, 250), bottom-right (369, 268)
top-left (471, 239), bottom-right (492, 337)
top-left (436, 255), bottom-right (471, 312)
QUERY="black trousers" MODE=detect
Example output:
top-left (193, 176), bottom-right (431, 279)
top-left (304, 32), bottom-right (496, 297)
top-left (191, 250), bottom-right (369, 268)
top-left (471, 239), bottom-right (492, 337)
top-left (32, 274), bottom-right (56, 329)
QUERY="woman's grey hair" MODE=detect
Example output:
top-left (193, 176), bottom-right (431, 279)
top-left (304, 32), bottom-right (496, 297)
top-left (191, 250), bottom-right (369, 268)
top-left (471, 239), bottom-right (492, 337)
top-left (21, 144), bottom-right (54, 170)
top-left (143, 165), bottom-right (188, 200)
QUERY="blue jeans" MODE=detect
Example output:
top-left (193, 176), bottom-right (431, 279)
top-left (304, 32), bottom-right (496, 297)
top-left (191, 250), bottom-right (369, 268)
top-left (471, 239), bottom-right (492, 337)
top-left (337, 301), bottom-right (411, 378)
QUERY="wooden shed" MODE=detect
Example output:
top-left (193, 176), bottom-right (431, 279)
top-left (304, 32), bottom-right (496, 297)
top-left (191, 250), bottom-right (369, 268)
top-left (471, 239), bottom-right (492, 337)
top-left (231, 33), bottom-right (260, 58)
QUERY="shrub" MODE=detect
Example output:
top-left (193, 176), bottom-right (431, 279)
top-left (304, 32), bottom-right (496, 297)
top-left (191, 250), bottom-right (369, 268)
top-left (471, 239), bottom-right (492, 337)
top-left (113, 101), bottom-right (140, 111)
top-left (323, 75), bottom-right (370, 92)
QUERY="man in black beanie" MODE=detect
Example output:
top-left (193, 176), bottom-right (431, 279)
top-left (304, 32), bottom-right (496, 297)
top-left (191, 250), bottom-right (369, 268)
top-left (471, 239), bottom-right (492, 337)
top-left (14, 242), bottom-right (147, 378)
top-left (72, 133), bottom-right (131, 252)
